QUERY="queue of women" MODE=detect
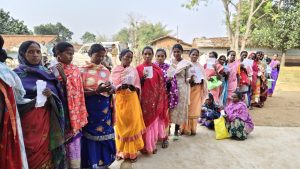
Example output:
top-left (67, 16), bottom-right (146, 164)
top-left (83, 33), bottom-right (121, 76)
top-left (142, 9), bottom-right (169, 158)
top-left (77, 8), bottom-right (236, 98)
top-left (0, 34), bottom-right (280, 169)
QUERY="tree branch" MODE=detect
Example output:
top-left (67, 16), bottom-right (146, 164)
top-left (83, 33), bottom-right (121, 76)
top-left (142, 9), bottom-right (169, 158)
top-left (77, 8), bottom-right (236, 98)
top-left (253, 0), bottom-right (267, 16)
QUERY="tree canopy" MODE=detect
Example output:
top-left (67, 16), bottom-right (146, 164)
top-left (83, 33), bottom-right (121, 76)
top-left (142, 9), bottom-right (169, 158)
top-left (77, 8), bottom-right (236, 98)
top-left (0, 9), bottom-right (31, 34)
top-left (34, 22), bottom-right (73, 42)
top-left (81, 32), bottom-right (96, 43)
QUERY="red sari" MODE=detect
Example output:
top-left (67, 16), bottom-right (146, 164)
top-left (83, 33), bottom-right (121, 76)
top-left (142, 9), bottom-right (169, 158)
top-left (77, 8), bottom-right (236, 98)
top-left (136, 62), bottom-right (168, 152)
top-left (0, 80), bottom-right (22, 169)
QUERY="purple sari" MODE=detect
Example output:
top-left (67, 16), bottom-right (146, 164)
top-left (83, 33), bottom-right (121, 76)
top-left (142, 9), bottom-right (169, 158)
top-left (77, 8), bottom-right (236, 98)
top-left (154, 62), bottom-right (179, 110)
top-left (268, 60), bottom-right (280, 95)
top-left (225, 101), bottom-right (254, 134)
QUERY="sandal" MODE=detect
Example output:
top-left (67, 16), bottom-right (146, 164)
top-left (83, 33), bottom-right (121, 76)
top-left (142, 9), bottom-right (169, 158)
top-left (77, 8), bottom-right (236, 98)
top-left (116, 156), bottom-right (123, 161)
top-left (191, 132), bottom-right (196, 136)
top-left (130, 158), bottom-right (138, 163)
top-left (162, 140), bottom-right (169, 149)
top-left (153, 149), bottom-right (158, 154)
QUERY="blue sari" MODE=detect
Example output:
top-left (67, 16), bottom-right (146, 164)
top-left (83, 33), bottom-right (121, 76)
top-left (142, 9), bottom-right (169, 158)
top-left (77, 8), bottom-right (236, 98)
top-left (81, 94), bottom-right (116, 168)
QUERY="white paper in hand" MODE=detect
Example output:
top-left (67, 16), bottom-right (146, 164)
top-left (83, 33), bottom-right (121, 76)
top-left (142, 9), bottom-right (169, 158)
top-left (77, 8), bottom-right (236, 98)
top-left (167, 66), bottom-right (176, 78)
top-left (143, 66), bottom-right (153, 78)
top-left (49, 59), bottom-right (59, 77)
top-left (242, 59), bottom-right (254, 67)
top-left (36, 80), bottom-right (47, 107)
top-left (206, 58), bottom-right (216, 69)
top-left (125, 74), bottom-right (134, 85)
top-left (194, 67), bottom-right (204, 83)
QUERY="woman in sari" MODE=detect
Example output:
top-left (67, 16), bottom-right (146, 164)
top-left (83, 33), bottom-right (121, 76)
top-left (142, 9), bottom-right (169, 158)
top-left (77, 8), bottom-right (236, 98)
top-left (111, 49), bottom-right (145, 163)
top-left (268, 54), bottom-right (280, 97)
top-left (250, 53), bottom-right (262, 108)
top-left (154, 48), bottom-right (179, 148)
top-left (53, 42), bottom-right (88, 169)
top-left (0, 35), bottom-right (28, 169)
top-left (170, 44), bottom-right (192, 139)
top-left (181, 49), bottom-right (207, 136)
top-left (226, 50), bottom-right (239, 106)
top-left (80, 44), bottom-right (116, 168)
top-left (225, 92), bottom-right (254, 140)
top-left (199, 93), bottom-right (221, 130)
top-left (218, 55), bottom-right (229, 107)
top-left (204, 51), bottom-right (224, 104)
top-left (136, 46), bottom-right (168, 154)
top-left (239, 51), bottom-right (252, 107)
top-left (14, 41), bottom-right (67, 169)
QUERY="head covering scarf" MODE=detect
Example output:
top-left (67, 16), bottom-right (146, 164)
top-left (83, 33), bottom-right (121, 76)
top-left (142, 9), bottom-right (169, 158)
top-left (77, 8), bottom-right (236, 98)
top-left (13, 40), bottom-right (68, 168)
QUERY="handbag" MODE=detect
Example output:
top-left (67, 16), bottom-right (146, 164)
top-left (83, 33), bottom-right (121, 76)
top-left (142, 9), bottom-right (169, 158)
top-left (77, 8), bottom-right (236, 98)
top-left (208, 76), bottom-right (222, 90)
top-left (214, 116), bottom-right (230, 140)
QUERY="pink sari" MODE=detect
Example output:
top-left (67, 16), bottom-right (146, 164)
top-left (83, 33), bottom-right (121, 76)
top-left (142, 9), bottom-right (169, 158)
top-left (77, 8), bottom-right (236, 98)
top-left (204, 63), bottom-right (224, 104)
top-left (226, 61), bottom-right (239, 106)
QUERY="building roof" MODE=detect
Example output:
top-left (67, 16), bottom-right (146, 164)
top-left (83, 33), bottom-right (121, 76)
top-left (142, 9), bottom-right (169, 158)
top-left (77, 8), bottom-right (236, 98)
top-left (193, 37), bottom-right (230, 48)
top-left (1, 34), bottom-right (57, 51)
top-left (150, 35), bottom-right (192, 47)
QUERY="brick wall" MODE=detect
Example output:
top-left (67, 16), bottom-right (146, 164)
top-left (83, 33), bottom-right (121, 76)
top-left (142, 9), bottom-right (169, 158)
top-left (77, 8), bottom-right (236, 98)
top-left (1, 35), bottom-right (57, 51)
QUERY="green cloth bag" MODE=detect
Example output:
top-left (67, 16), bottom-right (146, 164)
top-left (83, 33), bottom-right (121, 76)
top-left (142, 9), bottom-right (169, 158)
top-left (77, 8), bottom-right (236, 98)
top-left (208, 76), bottom-right (222, 90)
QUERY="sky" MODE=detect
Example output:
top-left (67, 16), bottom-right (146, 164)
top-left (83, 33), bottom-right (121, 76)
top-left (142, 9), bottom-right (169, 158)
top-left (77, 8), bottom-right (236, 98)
top-left (1, 0), bottom-right (227, 44)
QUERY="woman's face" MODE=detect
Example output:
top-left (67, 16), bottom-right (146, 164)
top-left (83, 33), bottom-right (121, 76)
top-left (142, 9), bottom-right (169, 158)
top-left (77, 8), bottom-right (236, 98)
top-left (57, 47), bottom-right (74, 65)
top-left (121, 52), bottom-right (133, 67)
top-left (189, 50), bottom-right (199, 63)
top-left (173, 48), bottom-right (182, 61)
top-left (205, 98), bottom-right (212, 105)
top-left (155, 51), bottom-right (166, 64)
top-left (232, 93), bottom-right (239, 103)
top-left (91, 50), bottom-right (106, 65)
top-left (143, 49), bottom-right (153, 63)
top-left (240, 52), bottom-right (248, 61)
top-left (24, 43), bottom-right (42, 65)
top-left (209, 53), bottom-right (216, 59)
top-left (218, 56), bottom-right (226, 65)
top-left (228, 51), bottom-right (236, 63)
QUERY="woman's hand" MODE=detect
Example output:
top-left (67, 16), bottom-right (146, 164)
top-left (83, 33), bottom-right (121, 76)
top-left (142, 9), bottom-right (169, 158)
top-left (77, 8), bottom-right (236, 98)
top-left (56, 63), bottom-right (67, 82)
top-left (42, 88), bottom-right (52, 98)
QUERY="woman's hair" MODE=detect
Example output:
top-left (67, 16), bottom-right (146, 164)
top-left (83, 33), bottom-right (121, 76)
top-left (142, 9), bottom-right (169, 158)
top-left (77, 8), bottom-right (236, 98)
top-left (234, 91), bottom-right (243, 100)
top-left (156, 48), bottom-right (167, 57)
top-left (189, 48), bottom-right (199, 56)
top-left (119, 49), bottom-right (133, 61)
top-left (227, 50), bottom-right (235, 57)
top-left (240, 50), bottom-right (248, 56)
top-left (88, 44), bottom-right (106, 57)
top-left (142, 46), bottom-right (154, 55)
top-left (0, 35), bottom-right (8, 63)
top-left (172, 44), bottom-right (183, 52)
top-left (209, 51), bottom-right (218, 59)
top-left (52, 42), bottom-right (73, 57)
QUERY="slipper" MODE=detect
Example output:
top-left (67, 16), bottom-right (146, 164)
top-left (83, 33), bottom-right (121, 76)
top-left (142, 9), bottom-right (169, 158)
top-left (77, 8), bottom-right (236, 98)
top-left (162, 140), bottom-right (169, 149)
top-left (130, 158), bottom-right (138, 163)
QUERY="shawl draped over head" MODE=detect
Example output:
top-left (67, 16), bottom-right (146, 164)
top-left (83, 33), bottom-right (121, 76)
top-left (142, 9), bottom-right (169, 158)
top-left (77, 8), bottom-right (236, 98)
top-left (225, 101), bottom-right (254, 132)
top-left (13, 40), bottom-right (68, 168)
top-left (111, 65), bottom-right (141, 91)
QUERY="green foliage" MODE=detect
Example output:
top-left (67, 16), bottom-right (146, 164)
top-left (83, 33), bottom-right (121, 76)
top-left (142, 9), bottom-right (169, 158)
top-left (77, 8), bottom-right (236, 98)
top-left (113, 20), bottom-right (171, 49)
top-left (34, 22), bottom-right (73, 42)
top-left (0, 9), bottom-right (31, 34)
top-left (251, 1), bottom-right (300, 52)
top-left (81, 32), bottom-right (96, 43)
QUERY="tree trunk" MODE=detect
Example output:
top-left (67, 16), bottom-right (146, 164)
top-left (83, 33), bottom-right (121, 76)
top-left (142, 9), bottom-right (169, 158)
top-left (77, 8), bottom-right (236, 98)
top-left (234, 1), bottom-right (241, 53)
top-left (222, 0), bottom-right (234, 49)
top-left (241, 0), bottom-right (266, 52)
top-left (281, 52), bottom-right (286, 67)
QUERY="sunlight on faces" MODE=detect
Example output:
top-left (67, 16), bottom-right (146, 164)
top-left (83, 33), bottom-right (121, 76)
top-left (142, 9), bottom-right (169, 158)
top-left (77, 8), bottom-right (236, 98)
top-left (25, 43), bottom-right (42, 65)
top-left (218, 56), bottom-right (226, 65)
top-left (91, 50), bottom-right (106, 65)
top-left (121, 52), bottom-right (133, 67)
top-left (228, 51), bottom-right (236, 63)
top-left (231, 93), bottom-right (240, 103)
top-left (155, 51), bottom-right (166, 64)
top-left (189, 50), bottom-right (199, 63)
top-left (57, 47), bottom-right (74, 65)
top-left (173, 48), bottom-right (182, 61)
top-left (143, 49), bottom-right (153, 63)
